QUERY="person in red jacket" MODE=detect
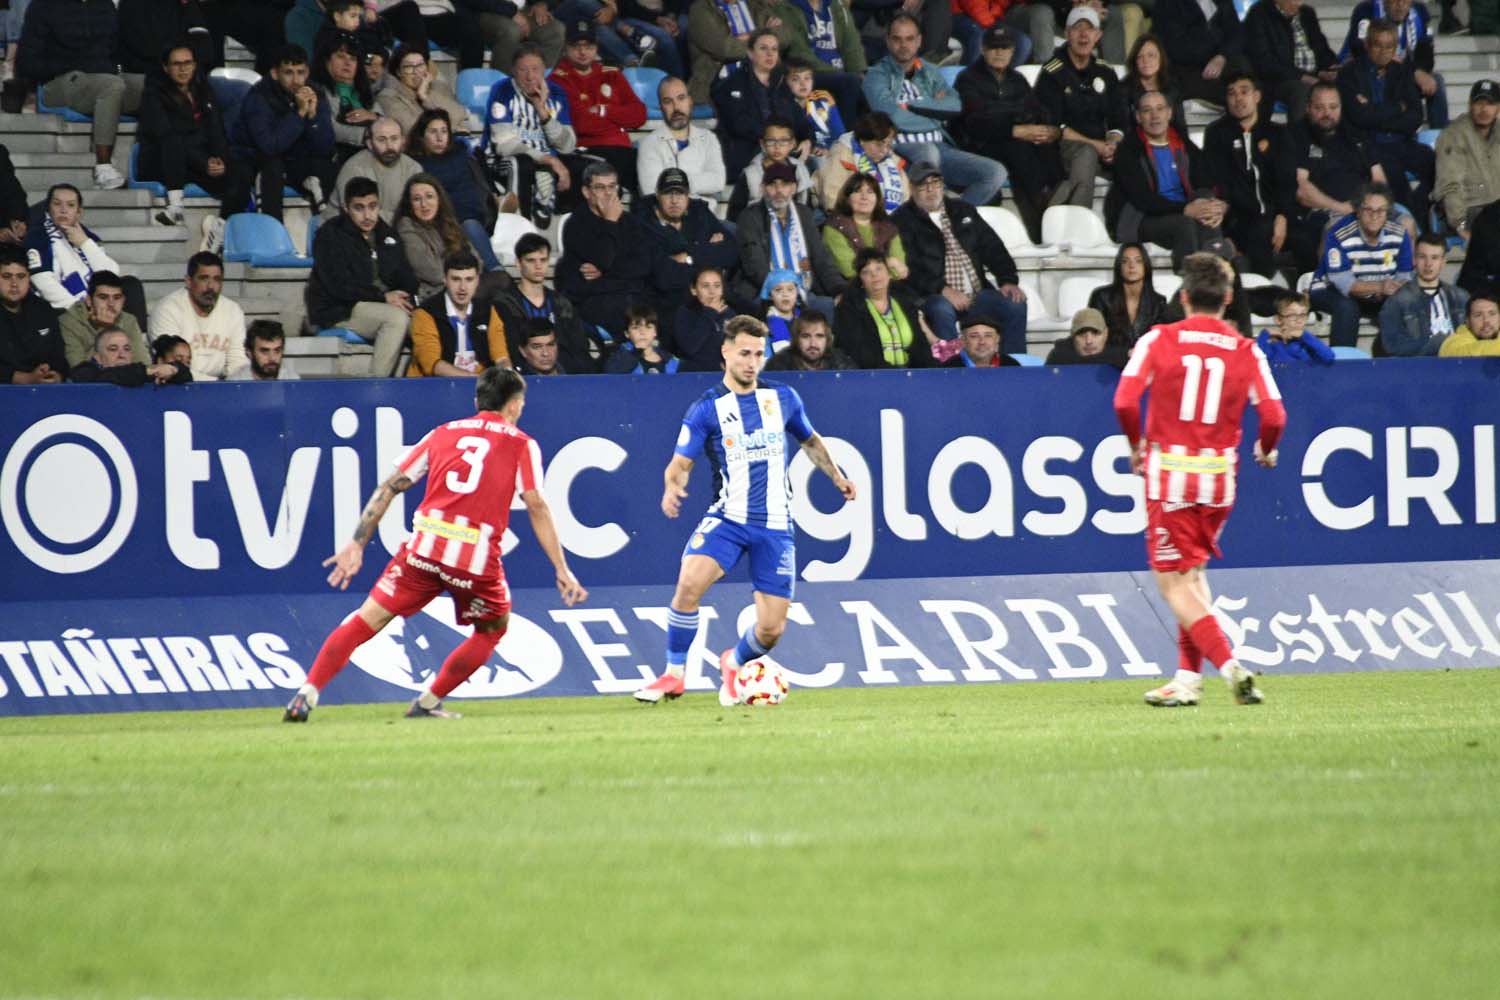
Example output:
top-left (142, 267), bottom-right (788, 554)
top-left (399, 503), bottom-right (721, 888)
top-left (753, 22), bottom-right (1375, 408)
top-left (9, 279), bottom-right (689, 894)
top-left (550, 20), bottom-right (648, 196)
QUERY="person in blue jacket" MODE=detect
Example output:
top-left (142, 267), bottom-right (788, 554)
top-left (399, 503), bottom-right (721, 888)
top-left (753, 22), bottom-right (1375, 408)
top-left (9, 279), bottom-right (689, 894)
top-left (229, 44), bottom-right (338, 220)
top-left (1257, 292), bottom-right (1337, 364)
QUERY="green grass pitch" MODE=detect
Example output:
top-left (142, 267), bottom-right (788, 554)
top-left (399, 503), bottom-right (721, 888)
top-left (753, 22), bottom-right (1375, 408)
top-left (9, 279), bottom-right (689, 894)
top-left (3, 670), bottom-right (1498, 1000)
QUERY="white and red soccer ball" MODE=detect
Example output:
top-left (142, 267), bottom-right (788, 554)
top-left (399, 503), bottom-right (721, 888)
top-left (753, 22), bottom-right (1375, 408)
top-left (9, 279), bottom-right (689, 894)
top-left (736, 660), bottom-right (790, 706)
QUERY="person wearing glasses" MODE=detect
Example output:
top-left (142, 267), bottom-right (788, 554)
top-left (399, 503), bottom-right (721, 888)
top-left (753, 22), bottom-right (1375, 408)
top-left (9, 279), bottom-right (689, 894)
top-left (375, 43), bottom-right (471, 140)
top-left (555, 161), bottom-right (653, 338)
top-left (1308, 182), bottom-right (1413, 348)
top-left (1256, 292), bottom-right (1336, 364)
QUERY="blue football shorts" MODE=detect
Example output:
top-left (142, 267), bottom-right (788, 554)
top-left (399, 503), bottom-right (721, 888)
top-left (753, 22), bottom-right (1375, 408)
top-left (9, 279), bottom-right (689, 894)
top-left (681, 515), bottom-right (796, 599)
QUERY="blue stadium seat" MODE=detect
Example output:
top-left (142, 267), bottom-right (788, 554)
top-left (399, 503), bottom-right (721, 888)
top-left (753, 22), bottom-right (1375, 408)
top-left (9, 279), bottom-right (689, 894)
top-left (317, 327), bottom-right (369, 343)
top-left (223, 213), bottom-right (311, 267)
top-left (208, 75), bottom-right (253, 140)
top-left (938, 65), bottom-right (962, 86)
top-left (1331, 345), bottom-right (1371, 360)
top-left (1011, 353), bottom-right (1043, 366)
top-left (127, 144), bottom-right (211, 199)
top-left (456, 68), bottom-right (505, 122)
top-left (692, 103), bottom-right (714, 120)
top-left (1417, 128), bottom-right (1441, 149)
top-left (624, 66), bottom-right (668, 120)
top-left (305, 213), bottom-right (321, 256)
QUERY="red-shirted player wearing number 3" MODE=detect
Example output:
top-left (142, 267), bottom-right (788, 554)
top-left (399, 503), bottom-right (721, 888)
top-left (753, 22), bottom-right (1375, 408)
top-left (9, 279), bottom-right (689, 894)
top-left (1114, 254), bottom-right (1287, 708)
top-left (284, 367), bottom-right (588, 722)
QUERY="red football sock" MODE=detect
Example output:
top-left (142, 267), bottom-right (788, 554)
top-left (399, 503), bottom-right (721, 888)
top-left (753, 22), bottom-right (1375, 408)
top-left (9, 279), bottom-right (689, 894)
top-left (1177, 625), bottom-right (1202, 674)
top-left (1187, 614), bottom-right (1235, 671)
top-left (429, 629), bottom-right (505, 699)
top-left (306, 615), bottom-right (378, 690)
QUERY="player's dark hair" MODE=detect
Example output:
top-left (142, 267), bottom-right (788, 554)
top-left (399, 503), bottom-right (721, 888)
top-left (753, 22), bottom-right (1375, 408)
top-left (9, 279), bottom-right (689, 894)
top-left (244, 320), bottom-right (285, 352)
top-left (853, 112), bottom-right (896, 143)
top-left (186, 251), bottom-right (222, 277)
top-left (1416, 231), bottom-right (1449, 252)
top-left (724, 314), bottom-right (768, 343)
top-left (521, 316), bottom-right (555, 343)
top-left (344, 175), bottom-right (380, 206)
top-left (478, 366), bottom-right (527, 410)
top-left (152, 334), bottom-right (189, 363)
top-left (443, 250), bottom-right (480, 274)
top-left (88, 271), bottom-right (125, 294)
top-left (513, 232), bottom-right (551, 260)
top-left (1180, 252), bottom-right (1233, 313)
top-left (625, 302), bottom-right (657, 326)
top-left (0, 244), bottom-right (26, 269)
top-left (47, 183), bottom-right (83, 209)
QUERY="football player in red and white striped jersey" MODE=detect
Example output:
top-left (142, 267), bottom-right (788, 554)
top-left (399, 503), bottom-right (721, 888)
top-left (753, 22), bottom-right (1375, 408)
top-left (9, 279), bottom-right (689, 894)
top-left (1114, 254), bottom-right (1287, 708)
top-left (284, 367), bottom-right (587, 722)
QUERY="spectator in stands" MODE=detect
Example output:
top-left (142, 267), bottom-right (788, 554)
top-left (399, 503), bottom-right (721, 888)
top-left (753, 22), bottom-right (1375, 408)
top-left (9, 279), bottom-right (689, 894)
top-left (712, 29), bottom-right (810, 177)
top-left (1151, 0), bottom-right (1247, 105)
top-left (1379, 231), bottom-right (1467, 355)
top-left (365, 49), bottom-right (392, 100)
top-left (1087, 242), bottom-right (1166, 347)
top-left (865, 15), bottom-right (1008, 207)
top-left (227, 320), bottom-right (300, 381)
top-left (1456, 200), bottom-right (1500, 295)
top-left (407, 112), bottom-right (502, 272)
top-left (1035, 9), bottom-right (1127, 209)
top-left (1256, 292), bottom-right (1335, 364)
top-left (513, 315), bottom-right (570, 374)
top-left (782, 59), bottom-right (844, 162)
top-left (19, 0), bottom-right (142, 190)
top-left (306, 175), bottom-right (418, 376)
top-left (686, 0), bottom-right (777, 104)
top-left (0, 145), bottom-right (26, 246)
top-left (233, 45), bottom-right (338, 221)
top-left (118, 0), bottom-right (214, 78)
top-left (618, 0), bottom-right (691, 79)
top-left (764, 309), bottom-right (853, 369)
top-left (817, 112), bottom-right (911, 216)
top-left (673, 265), bottom-right (737, 369)
top-left (406, 250), bottom-right (512, 376)
top-left (728, 116), bottom-right (815, 217)
top-left (1338, 19), bottom-right (1435, 226)
top-left (1122, 35), bottom-right (1187, 138)
top-left (770, 0), bottom-right (866, 125)
top-left (138, 43), bottom-right (253, 255)
top-left (1243, 0), bottom-right (1340, 123)
top-left (835, 247), bottom-right (935, 369)
top-left (314, 35), bottom-right (379, 164)
top-left (1059, 0), bottom-right (1146, 66)
top-left (1289, 82), bottom-right (1391, 275)
top-left (373, 0), bottom-right (486, 70)
top-left (894, 161), bottom-right (1027, 350)
top-left (0, 245), bottom-right (66, 384)
top-left (395, 174), bottom-right (489, 300)
top-left (59, 272), bottom-right (147, 369)
top-left (637, 76), bottom-right (728, 203)
top-left (551, 22), bottom-right (649, 193)
top-left (152, 333), bottom-right (192, 369)
top-left (69, 326), bottom-right (193, 384)
top-left (24, 184), bottom-right (146, 328)
top-left (152, 251), bottom-right (249, 381)
top-left (327, 116), bottom-right (423, 221)
top-left (734, 161), bottom-right (846, 317)
top-left (1434, 81), bottom-right (1500, 240)
top-left (556, 161), bottom-right (652, 337)
top-left (1045, 306), bottom-right (1130, 366)
top-left (497, 233), bottom-right (599, 371)
top-left (478, 0), bottom-right (565, 74)
top-left (941, 313), bottom-right (1020, 367)
top-left (759, 268), bottom-right (801, 351)
top-left (1203, 73), bottom-right (1303, 280)
top-left (375, 44), bottom-right (471, 139)
top-left (636, 167), bottom-right (739, 330)
top-left (1438, 292), bottom-right (1500, 357)
top-left (1309, 183), bottom-right (1413, 347)
top-left (606, 301), bottom-right (681, 373)
top-left (1341, 0), bottom-right (1448, 128)
top-left (823, 172), bottom-right (908, 281)
top-left (955, 25), bottom-right (1062, 243)
top-left (484, 43), bottom-right (582, 227)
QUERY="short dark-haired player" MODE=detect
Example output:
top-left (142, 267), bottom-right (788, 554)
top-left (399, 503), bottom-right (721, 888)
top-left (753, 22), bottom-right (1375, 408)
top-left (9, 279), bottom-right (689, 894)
top-left (285, 367), bottom-right (588, 721)
top-left (1113, 254), bottom-right (1288, 708)
top-left (635, 316), bottom-right (857, 705)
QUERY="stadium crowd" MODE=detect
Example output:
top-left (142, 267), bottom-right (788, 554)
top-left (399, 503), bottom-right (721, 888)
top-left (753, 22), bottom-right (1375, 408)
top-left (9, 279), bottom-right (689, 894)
top-left (2, 0), bottom-right (1499, 387)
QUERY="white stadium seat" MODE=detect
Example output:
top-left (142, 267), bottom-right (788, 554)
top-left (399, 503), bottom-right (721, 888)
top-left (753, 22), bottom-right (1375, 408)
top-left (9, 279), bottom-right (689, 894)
top-left (1017, 64), bottom-right (1041, 86)
top-left (1056, 276), bottom-right (1098, 321)
top-left (1152, 273), bottom-right (1180, 300)
top-left (1041, 205), bottom-right (1115, 254)
top-left (1020, 279), bottom-right (1048, 322)
top-left (977, 205), bottom-right (1056, 259)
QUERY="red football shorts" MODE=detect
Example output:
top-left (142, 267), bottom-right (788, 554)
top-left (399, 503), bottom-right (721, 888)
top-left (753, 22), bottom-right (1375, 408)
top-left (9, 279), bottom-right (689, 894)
top-left (369, 544), bottom-right (511, 625)
top-left (1145, 499), bottom-right (1232, 573)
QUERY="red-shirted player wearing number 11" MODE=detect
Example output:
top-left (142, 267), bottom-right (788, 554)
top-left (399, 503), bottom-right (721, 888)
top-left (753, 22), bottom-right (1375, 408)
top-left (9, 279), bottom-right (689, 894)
top-left (1113, 254), bottom-right (1287, 708)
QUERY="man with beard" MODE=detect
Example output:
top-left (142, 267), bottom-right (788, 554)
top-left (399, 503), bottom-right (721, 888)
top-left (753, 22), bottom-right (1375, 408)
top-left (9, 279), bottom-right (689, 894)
top-left (1337, 19), bottom-right (1435, 227)
top-left (763, 311), bottom-right (854, 371)
top-left (636, 76), bottom-right (727, 203)
top-left (637, 168), bottom-right (739, 331)
top-left (1289, 82), bottom-right (1390, 274)
top-left (151, 252), bottom-right (248, 381)
top-left (229, 321), bottom-right (301, 381)
top-left (325, 117), bottom-right (423, 223)
top-left (69, 326), bottom-right (191, 385)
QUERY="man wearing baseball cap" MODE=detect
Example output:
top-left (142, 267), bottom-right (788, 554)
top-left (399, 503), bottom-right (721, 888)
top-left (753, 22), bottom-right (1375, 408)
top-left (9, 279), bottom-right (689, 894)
top-left (1035, 8), bottom-right (1129, 209)
top-left (1434, 80), bottom-right (1500, 242)
top-left (551, 20), bottom-right (648, 196)
top-left (636, 167), bottom-right (739, 334)
top-left (1046, 306), bottom-right (1129, 367)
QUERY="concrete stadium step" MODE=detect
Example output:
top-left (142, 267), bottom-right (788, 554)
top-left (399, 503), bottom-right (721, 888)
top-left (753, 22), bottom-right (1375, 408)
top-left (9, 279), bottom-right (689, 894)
top-left (96, 224), bottom-right (192, 263)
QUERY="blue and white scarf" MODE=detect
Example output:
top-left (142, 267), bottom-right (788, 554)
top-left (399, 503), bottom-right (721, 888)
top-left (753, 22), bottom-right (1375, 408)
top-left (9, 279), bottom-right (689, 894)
top-left (792, 0), bottom-right (841, 68)
top-left (850, 137), bottom-right (908, 212)
top-left (38, 215), bottom-right (96, 300)
top-left (767, 206), bottom-right (811, 291)
top-left (718, 0), bottom-right (756, 36)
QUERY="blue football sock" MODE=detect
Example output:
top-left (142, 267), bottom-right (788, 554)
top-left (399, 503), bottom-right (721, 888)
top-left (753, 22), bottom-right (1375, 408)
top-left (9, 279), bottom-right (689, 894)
top-left (732, 624), bottom-right (772, 668)
top-left (665, 608), bottom-right (698, 678)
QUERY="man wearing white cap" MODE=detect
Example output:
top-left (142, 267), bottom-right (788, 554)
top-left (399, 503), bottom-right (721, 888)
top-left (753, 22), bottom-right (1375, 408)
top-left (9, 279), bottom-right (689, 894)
top-left (1035, 7), bottom-right (1128, 208)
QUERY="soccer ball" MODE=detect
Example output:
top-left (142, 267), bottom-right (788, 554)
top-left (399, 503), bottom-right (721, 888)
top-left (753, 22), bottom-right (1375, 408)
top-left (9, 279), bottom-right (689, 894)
top-left (736, 660), bottom-right (789, 706)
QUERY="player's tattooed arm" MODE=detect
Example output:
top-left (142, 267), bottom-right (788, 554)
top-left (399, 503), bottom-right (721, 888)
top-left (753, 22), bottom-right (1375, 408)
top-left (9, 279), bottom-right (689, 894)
top-left (323, 472), bottom-right (413, 590)
top-left (800, 435), bottom-right (857, 501)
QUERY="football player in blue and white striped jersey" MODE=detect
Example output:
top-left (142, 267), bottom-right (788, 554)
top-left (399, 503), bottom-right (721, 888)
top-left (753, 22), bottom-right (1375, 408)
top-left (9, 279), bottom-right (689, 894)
top-left (634, 315), bottom-right (857, 705)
